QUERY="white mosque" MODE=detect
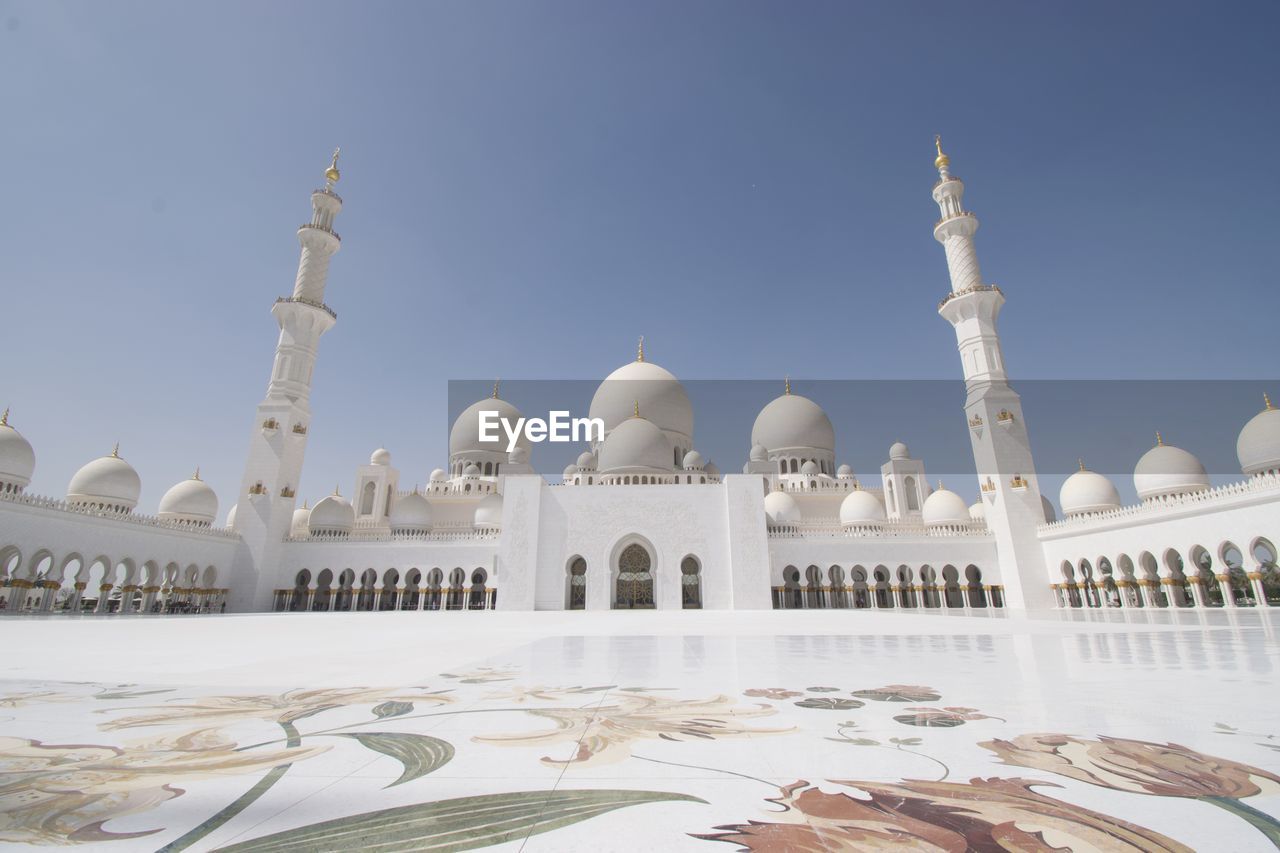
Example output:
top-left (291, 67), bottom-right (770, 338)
top-left (2, 143), bottom-right (1278, 616)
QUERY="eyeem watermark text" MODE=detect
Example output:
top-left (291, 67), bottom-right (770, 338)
top-left (478, 411), bottom-right (604, 452)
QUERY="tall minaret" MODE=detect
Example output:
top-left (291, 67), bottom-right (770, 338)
top-left (229, 150), bottom-right (344, 611)
top-left (932, 137), bottom-right (1052, 610)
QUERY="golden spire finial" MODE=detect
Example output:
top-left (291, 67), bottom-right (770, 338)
top-left (1078, 457), bottom-right (1086, 472)
top-left (1155, 431), bottom-right (1164, 447)
top-left (325, 147), bottom-right (341, 183)
top-left (636, 336), bottom-right (645, 363)
top-left (784, 375), bottom-right (791, 395)
top-left (937, 479), bottom-right (944, 491)
top-left (0, 407), bottom-right (8, 426)
top-left (111, 442), bottom-right (120, 458)
top-left (492, 379), bottom-right (500, 400)
top-left (302, 499), bottom-right (309, 509)
top-left (192, 466), bottom-right (201, 481)
top-left (934, 134), bottom-right (950, 170)
top-left (333, 483), bottom-right (341, 496)
top-left (1265, 392), bottom-right (1274, 411)
top-left (633, 399), bottom-right (640, 418)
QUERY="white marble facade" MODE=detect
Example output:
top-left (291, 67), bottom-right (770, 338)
top-left (2, 144), bottom-right (1279, 617)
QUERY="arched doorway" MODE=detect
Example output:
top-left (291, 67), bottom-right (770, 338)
top-left (614, 543), bottom-right (654, 609)
top-left (681, 556), bottom-right (702, 609)
top-left (566, 557), bottom-right (587, 610)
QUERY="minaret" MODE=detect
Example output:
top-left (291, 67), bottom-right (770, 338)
top-left (932, 137), bottom-right (1052, 610)
top-left (230, 150), bottom-right (344, 611)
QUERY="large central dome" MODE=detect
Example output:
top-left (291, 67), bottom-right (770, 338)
top-left (589, 352), bottom-right (693, 450)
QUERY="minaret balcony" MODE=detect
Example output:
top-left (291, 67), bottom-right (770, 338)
top-left (938, 284), bottom-right (1003, 311)
top-left (274, 296), bottom-right (337, 320)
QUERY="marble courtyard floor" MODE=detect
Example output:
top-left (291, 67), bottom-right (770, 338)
top-left (1, 609), bottom-right (1278, 851)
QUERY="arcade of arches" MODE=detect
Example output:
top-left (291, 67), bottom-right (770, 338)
top-left (1053, 538), bottom-right (1280, 609)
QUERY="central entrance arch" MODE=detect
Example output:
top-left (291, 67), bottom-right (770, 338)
top-left (614, 543), bottom-right (655, 609)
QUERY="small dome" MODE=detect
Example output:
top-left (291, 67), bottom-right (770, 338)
top-left (463, 462), bottom-right (480, 477)
top-left (429, 468), bottom-right (447, 483)
top-left (1134, 437), bottom-right (1209, 501)
top-left (682, 450), bottom-right (705, 470)
top-left (922, 486), bottom-right (969, 526)
top-left (889, 442), bottom-right (910, 461)
top-left (704, 462), bottom-right (720, 479)
top-left (308, 493), bottom-right (354, 534)
top-left (508, 445), bottom-right (529, 464)
top-left (290, 504), bottom-right (311, 537)
top-left (226, 503), bottom-right (239, 529)
top-left (749, 443), bottom-right (769, 462)
top-left (800, 460), bottom-right (819, 476)
top-left (1041, 494), bottom-right (1058, 524)
top-left (763, 490), bottom-right (801, 526)
top-left (839, 489), bottom-right (886, 526)
top-left (157, 473), bottom-right (218, 525)
top-left (1060, 467), bottom-right (1122, 517)
top-left (67, 448), bottom-right (141, 511)
top-left (474, 493), bottom-right (503, 528)
top-left (836, 464), bottom-right (853, 479)
top-left (968, 500), bottom-right (985, 522)
top-left (0, 413), bottom-right (35, 491)
top-left (562, 464), bottom-right (578, 480)
top-left (576, 450), bottom-right (597, 469)
top-left (599, 416), bottom-right (672, 473)
top-left (370, 447), bottom-right (391, 466)
top-left (450, 397), bottom-right (529, 458)
top-left (390, 491), bottom-right (432, 532)
top-left (751, 392), bottom-right (835, 455)
top-left (1237, 397), bottom-right (1280, 476)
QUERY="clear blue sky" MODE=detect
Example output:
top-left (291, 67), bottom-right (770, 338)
top-left (3, 1), bottom-right (1277, 519)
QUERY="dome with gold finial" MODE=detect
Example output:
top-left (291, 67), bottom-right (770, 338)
top-left (1134, 433), bottom-right (1209, 501)
top-left (157, 468), bottom-right (219, 527)
top-left (67, 444), bottom-right (142, 513)
top-left (0, 408), bottom-right (35, 494)
top-left (1237, 392), bottom-right (1280, 477)
top-left (1060, 459), bottom-right (1122, 517)
top-left (589, 338), bottom-right (693, 450)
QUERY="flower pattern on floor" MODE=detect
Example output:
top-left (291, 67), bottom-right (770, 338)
top-left (0, 640), bottom-right (1277, 851)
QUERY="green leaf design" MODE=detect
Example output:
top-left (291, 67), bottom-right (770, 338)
top-left (889, 736), bottom-right (923, 745)
top-left (806, 686), bottom-right (840, 693)
top-left (893, 713), bottom-right (964, 728)
top-left (373, 701), bottom-right (413, 719)
top-left (794, 697), bottom-right (864, 710)
top-left (337, 732), bottom-right (454, 787)
top-left (214, 788), bottom-right (705, 852)
top-left (851, 686), bottom-right (941, 702)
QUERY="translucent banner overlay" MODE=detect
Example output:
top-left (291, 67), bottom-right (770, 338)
top-left (447, 379), bottom-right (1276, 504)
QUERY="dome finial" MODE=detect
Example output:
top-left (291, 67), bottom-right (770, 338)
top-left (934, 134), bottom-right (950, 171)
top-left (492, 379), bottom-right (500, 400)
top-left (937, 479), bottom-right (944, 491)
top-left (302, 499), bottom-right (309, 509)
top-left (0, 407), bottom-right (8, 426)
top-left (192, 466), bottom-right (201, 481)
top-left (111, 441), bottom-right (120, 458)
top-left (636, 335), bottom-right (645, 363)
top-left (1078, 457), bottom-right (1086, 472)
top-left (633, 399), bottom-right (640, 418)
top-left (333, 483), bottom-right (341, 496)
top-left (1155, 431), bottom-right (1164, 447)
top-left (325, 147), bottom-right (341, 184)
top-left (1265, 392), bottom-right (1274, 411)
top-left (784, 375), bottom-right (791, 395)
